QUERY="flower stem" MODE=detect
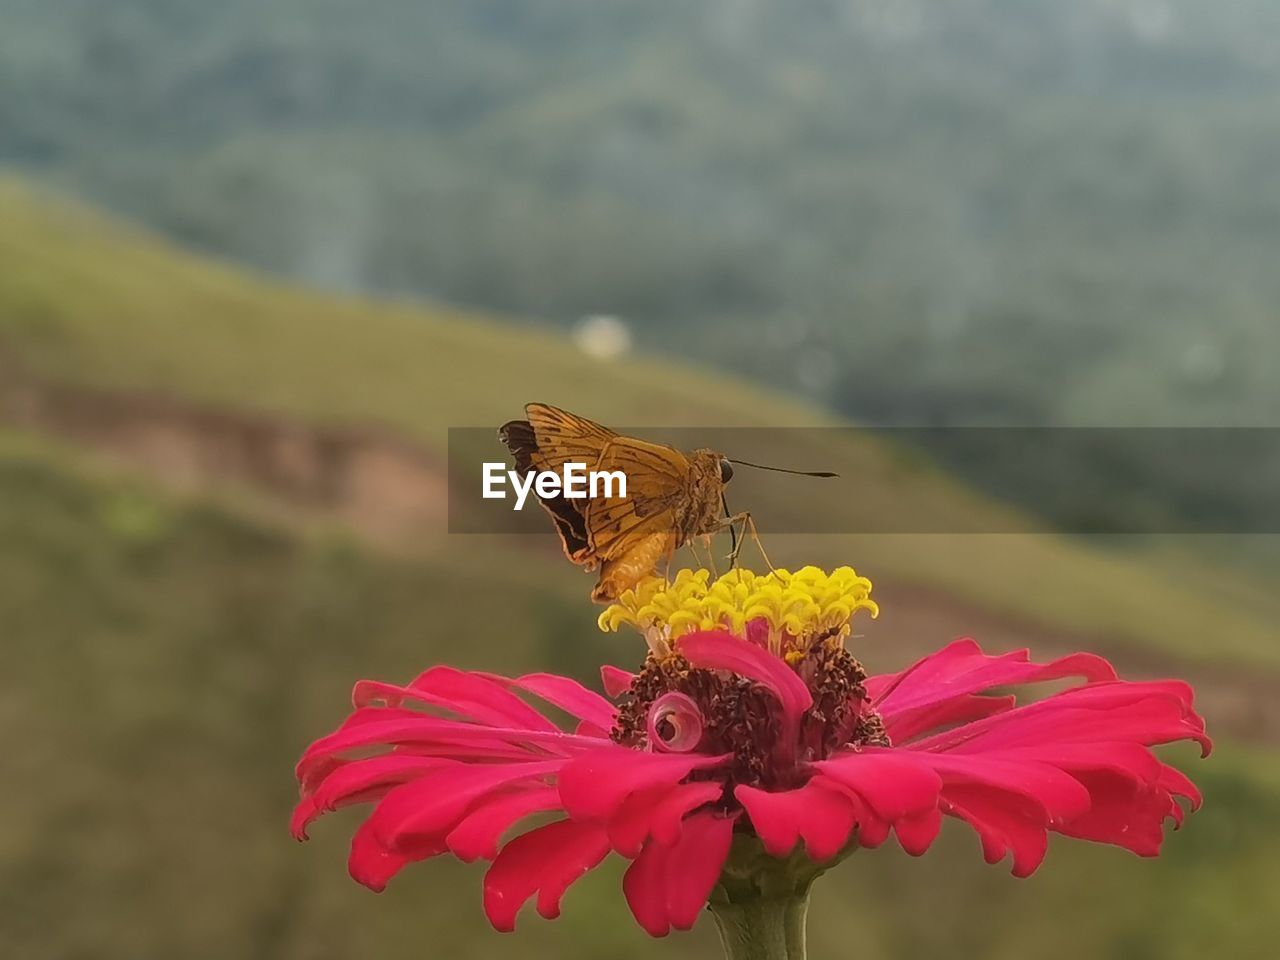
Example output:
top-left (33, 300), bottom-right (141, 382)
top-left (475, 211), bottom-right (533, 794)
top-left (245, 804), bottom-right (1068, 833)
top-left (710, 833), bottom-right (849, 960)
top-left (709, 887), bottom-right (811, 960)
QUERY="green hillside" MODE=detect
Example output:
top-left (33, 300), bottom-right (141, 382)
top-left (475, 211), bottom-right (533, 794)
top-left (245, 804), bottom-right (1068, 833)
top-left (1, 178), bottom-right (1277, 674)
top-left (2, 431), bottom-right (1278, 960)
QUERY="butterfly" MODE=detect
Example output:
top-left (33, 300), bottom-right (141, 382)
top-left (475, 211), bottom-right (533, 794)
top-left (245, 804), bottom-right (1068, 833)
top-left (499, 403), bottom-right (835, 603)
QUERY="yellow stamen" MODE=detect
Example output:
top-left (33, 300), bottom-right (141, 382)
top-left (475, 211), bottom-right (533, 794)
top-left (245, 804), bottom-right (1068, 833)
top-left (598, 566), bottom-right (879, 654)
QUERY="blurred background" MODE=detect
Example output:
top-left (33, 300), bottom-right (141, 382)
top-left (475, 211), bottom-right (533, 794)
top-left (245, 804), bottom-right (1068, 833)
top-left (2, 2), bottom-right (1279, 957)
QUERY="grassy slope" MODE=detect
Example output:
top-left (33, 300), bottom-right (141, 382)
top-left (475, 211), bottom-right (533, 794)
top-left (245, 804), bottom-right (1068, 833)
top-left (1, 439), bottom-right (1277, 960)
top-left (1, 177), bottom-right (1276, 670)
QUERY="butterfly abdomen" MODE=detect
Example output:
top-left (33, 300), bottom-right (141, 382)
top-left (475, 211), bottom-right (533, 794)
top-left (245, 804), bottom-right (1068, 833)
top-left (591, 530), bottom-right (677, 603)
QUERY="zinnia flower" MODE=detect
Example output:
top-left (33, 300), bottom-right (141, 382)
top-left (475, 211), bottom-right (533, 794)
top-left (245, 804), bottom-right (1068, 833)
top-left (292, 566), bottom-right (1208, 956)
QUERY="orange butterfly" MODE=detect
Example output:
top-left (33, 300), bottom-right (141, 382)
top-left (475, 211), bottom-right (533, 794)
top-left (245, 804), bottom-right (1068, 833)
top-left (499, 403), bottom-right (836, 603)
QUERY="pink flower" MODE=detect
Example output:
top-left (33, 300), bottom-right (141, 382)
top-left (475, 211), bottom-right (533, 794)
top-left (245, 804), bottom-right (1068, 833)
top-left (292, 631), bottom-right (1208, 937)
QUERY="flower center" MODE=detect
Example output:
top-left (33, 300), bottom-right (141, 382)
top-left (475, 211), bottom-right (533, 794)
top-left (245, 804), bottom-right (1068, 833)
top-left (612, 642), bottom-right (888, 791)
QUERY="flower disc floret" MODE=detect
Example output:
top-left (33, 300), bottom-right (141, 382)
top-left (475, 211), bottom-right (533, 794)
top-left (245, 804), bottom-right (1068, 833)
top-left (598, 566), bottom-right (879, 655)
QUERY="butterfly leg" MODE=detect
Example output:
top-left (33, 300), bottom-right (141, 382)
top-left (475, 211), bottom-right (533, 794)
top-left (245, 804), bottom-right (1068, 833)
top-left (727, 516), bottom-right (747, 569)
top-left (688, 536), bottom-right (718, 576)
top-left (717, 513), bottom-right (744, 568)
top-left (719, 512), bottom-right (750, 569)
top-left (745, 513), bottom-right (775, 572)
top-left (701, 535), bottom-right (721, 578)
top-left (719, 512), bottom-right (774, 572)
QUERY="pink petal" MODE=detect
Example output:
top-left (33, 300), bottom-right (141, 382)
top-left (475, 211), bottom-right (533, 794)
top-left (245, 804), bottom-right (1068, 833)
top-left (1057, 769), bottom-right (1172, 856)
top-left (745, 617), bottom-right (772, 647)
top-left (894, 806), bottom-right (943, 857)
top-left (1157, 762), bottom-right (1203, 811)
top-left (601, 665), bottom-right (635, 698)
top-left (651, 781), bottom-right (727, 846)
top-left (483, 820), bottom-right (611, 931)
top-left (816, 750), bottom-right (943, 821)
top-left (355, 666), bottom-right (560, 732)
top-left (869, 639), bottom-right (1115, 724)
top-left (941, 784), bottom-right (1049, 877)
top-left (507, 673), bottom-right (618, 733)
top-left (370, 760), bottom-right (561, 849)
top-left (885, 693), bottom-right (1016, 744)
top-left (348, 818), bottom-right (444, 892)
top-left (446, 786), bottom-right (562, 862)
top-left (295, 714), bottom-right (599, 782)
top-left (623, 812), bottom-right (736, 936)
top-left (647, 692), bottom-right (706, 752)
top-left (977, 741), bottom-right (1163, 783)
top-left (292, 755), bottom-right (454, 840)
top-left (621, 828), bottom-right (673, 936)
top-left (558, 746), bottom-right (729, 822)
top-left (607, 781), bottom-right (724, 857)
top-left (309, 707), bottom-right (563, 763)
top-left (910, 753), bottom-right (1092, 824)
top-left (677, 630), bottom-right (813, 723)
top-left (664, 812), bottom-right (737, 930)
top-left (736, 779), bottom-right (858, 862)
top-left (851, 800), bottom-right (892, 848)
top-left (608, 785), bottom-right (677, 858)
top-left (912, 682), bottom-right (1211, 757)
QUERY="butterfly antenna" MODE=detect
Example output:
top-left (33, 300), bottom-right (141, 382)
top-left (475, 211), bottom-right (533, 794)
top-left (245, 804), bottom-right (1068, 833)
top-left (727, 459), bottom-right (839, 478)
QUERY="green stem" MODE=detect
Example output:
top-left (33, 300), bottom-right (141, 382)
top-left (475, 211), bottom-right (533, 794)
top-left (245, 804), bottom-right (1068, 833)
top-left (709, 886), bottom-right (811, 960)
top-left (709, 832), bottom-right (849, 960)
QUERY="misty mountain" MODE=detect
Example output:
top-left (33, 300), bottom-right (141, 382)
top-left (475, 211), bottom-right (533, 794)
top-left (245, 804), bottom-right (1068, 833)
top-left (3, 0), bottom-right (1278, 527)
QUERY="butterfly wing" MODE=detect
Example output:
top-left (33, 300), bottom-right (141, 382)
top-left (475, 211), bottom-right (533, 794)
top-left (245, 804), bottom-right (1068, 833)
top-left (523, 403), bottom-right (618, 471)
top-left (499, 405), bottom-right (696, 597)
top-left (498, 418), bottom-right (592, 563)
top-left (498, 403), bottom-right (617, 566)
top-left (585, 436), bottom-right (692, 561)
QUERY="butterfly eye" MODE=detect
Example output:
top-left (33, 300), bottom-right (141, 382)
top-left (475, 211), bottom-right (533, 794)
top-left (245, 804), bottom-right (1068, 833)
top-left (719, 459), bottom-right (734, 483)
